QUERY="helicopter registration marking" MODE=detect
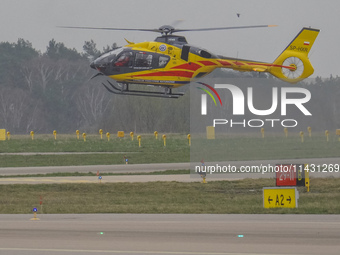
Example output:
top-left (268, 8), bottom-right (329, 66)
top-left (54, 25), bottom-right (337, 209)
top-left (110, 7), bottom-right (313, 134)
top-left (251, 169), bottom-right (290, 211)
top-left (159, 44), bottom-right (167, 52)
top-left (289, 45), bottom-right (308, 52)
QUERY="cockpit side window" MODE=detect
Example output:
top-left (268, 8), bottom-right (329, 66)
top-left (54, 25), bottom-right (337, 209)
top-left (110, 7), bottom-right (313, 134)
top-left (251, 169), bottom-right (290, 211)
top-left (113, 52), bottom-right (133, 67)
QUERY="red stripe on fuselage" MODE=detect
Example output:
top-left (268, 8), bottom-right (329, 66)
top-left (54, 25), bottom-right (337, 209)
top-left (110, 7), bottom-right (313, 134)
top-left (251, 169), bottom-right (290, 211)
top-left (198, 61), bottom-right (217, 66)
top-left (134, 71), bottom-right (194, 78)
top-left (217, 60), bottom-right (232, 66)
top-left (171, 62), bottom-right (202, 71)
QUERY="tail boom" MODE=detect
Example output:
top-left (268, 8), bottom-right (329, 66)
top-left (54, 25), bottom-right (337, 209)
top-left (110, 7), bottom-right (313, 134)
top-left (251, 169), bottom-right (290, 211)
top-left (269, 27), bottom-right (320, 83)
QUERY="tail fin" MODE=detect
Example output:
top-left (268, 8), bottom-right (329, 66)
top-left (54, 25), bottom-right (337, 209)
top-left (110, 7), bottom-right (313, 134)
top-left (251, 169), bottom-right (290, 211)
top-left (269, 28), bottom-right (320, 83)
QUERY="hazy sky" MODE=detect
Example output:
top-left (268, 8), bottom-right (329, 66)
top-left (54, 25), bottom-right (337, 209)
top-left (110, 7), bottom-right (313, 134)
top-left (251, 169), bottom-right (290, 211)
top-left (0, 0), bottom-right (339, 78)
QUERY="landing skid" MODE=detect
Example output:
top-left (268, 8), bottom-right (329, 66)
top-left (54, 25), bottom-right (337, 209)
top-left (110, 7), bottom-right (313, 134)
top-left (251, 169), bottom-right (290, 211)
top-left (102, 80), bottom-right (185, 98)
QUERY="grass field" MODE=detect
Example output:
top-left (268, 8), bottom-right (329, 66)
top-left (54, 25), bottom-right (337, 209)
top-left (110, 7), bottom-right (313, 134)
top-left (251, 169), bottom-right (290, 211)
top-left (0, 133), bottom-right (339, 167)
top-left (0, 134), bottom-right (190, 167)
top-left (1, 178), bottom-right (339, 214)
top-left (191, 132), bottom-right (340, 162)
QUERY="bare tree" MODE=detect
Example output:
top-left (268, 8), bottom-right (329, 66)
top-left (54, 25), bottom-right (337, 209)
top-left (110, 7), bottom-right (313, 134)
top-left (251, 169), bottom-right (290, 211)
top-left (0, 88), bottom-right (45, 132)
top-left (76, 83), bottom-right (112, 130)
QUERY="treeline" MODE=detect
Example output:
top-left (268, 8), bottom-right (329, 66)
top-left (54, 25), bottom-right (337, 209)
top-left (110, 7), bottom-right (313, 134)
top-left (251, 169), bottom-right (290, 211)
top-left (0, 38), bottom-right (339, 135)
top-left (0, 39), bottom-right (189, 134)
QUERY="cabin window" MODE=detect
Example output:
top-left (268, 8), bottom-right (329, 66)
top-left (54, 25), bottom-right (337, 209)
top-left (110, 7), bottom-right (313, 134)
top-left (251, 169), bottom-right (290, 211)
top-left (135, 52), bottom-right (153, 68)
top-left (200, 50), bottom-right (212, 58)
top-left (158, 56), bottom-right (170, 67)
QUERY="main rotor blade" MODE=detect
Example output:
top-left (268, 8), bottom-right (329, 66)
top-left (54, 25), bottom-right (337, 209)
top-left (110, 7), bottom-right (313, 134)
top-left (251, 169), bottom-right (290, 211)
top-left (59, 24), bottom-right (277, 34)
top-left (174, 25), bottom-right (277, 33)
top-left (58, 26), bottom-right (161, 33)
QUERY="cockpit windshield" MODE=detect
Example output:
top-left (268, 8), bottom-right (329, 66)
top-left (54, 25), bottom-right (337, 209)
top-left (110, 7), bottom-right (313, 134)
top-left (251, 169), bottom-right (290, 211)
top-left (93, 47), bottom-right (124, 71)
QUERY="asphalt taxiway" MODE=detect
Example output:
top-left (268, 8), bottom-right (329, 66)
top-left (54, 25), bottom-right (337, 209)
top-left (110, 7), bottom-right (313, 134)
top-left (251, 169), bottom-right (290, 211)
top-left (0, 214), bottom-right (339, 255)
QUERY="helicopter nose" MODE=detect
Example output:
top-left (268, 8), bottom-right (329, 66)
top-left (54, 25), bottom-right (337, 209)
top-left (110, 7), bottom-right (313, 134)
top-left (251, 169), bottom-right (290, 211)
top-left (90, 61), bottom-right (96, 69)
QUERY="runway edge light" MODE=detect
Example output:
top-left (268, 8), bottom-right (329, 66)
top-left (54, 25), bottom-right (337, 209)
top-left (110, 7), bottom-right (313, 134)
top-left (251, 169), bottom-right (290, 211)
top-left (30, 207), bottom-right (40, 221)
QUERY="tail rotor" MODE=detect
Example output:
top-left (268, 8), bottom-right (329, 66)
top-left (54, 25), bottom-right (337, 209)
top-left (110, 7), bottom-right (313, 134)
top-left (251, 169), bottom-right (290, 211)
top-left (269, 27), bottom-right (320, 83)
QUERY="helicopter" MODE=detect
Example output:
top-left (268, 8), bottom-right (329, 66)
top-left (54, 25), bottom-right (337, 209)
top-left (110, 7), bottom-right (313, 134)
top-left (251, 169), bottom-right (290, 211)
top-left (62, 25), bottom-right (320, 98)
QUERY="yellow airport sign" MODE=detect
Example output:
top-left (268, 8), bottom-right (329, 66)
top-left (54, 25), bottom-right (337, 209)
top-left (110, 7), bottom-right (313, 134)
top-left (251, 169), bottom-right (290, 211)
top-left (117, 131), bottom-right (125, 138)
top-left (206, 126), bottom-right (215, 139)
top-left (263, 187), bottom-right (299, 208)
top-left (336, 129), bottom-right (340, 136)
top-left (0, 129), bottom-right (6, 141)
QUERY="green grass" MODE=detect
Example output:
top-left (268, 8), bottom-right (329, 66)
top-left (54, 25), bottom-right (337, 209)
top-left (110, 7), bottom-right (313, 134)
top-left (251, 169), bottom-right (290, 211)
top-left (191, 133), bottom-right (340, 161)
top-left (0, 134), bottom-right (189, 153)
top-left (1, 178), bottom-right (339, 214)
top-left (0, 152), bottom-right (188, 167)
top-left (0, 133), bottom-right (339, 167)
top-left (0, 134), bottom-right (190, 167)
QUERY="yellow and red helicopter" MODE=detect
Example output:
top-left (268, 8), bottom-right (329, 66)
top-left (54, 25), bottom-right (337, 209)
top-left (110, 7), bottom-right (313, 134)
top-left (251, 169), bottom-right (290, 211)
top-left (64, 25), bottom-right (319, 98)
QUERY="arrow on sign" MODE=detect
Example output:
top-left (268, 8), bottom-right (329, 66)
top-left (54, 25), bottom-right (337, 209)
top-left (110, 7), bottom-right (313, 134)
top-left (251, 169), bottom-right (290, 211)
top-left (268, 196), bottom-right (273, 204)
top-left (286, 196), bottom-right (291, 204)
